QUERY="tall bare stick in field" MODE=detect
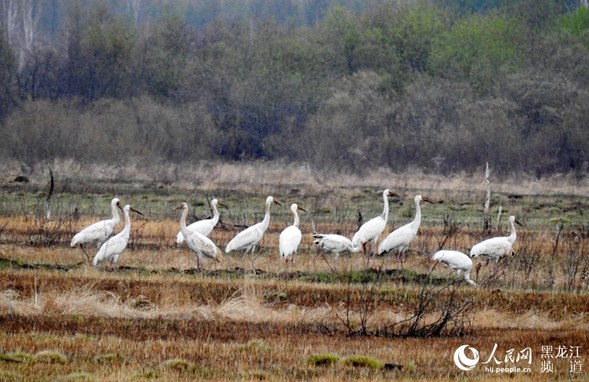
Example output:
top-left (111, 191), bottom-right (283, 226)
top-left (483, 162), bottom-right (491, 232)
top-left (45, 165), bottom-right (54, 219)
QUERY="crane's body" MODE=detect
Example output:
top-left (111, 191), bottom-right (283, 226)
top-left (176, 202), bottom-right (222, 269)
top-left (432, 250), bottom-right (476, 286)
top-left (470, 215), bottom-right (521, 261)
top-left (352, 189), bottom-right (398, 255)
top-left (279, 203), bottom-right (305, 262)
top-left (93, 205), bottom-right (142, 268)
top-left (378, 195), bottom-right (433, 268)
top-left (176, 198), bottom-right (226, 244)
top-left (313, 234), bottom-right (359, 259)
top-left (71, 197), bottom-right (123, 260)
top-left (225, 196), bottom-right (281, 254)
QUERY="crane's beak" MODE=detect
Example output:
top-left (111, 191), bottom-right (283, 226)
top-left (515, 218), bottom-right (523, 226)
top-left (116, 201), bottom-right (124, 212)
top-left (387, 191), bottom-right (400, 198)
top-left (218, 200), bottom-right (229, 209)
top-left (273, 199), bottom-right (282, 206)
top-left (173, 204), bottom-right (184, 211)
top-left (298, 206), bottom-right (307, 212)
top-left (421, 196), bottom-right (434, 204)
top-left (130, 207), bottom-right (143, 216)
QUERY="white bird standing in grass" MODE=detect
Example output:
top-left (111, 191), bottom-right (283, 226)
top-left (470, 215), bottom-right (522, 261)
top-left (279, 203), bottom-right (306, 263)
top-left (175, 202), bottom-right (222, 269)
top-left (352, 189), bottom-right (398, 255)
top-left (378, 194), bottom-right (433, 268)
top-left (432, 250), bottom-right (477, 286)
top-left (225, 196), bottom-right (281, 255)
top-left (175, 198), bottom-right (227, 245)
top-left (71, 197), bottom-right (123, 261)
top-left (313, 234), bottom-right (360, 259)
top-left (93, 204), bottom-right (143, 269)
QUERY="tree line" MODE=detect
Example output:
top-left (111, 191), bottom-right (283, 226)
top-left (0, 0), bottom-right (588, 178)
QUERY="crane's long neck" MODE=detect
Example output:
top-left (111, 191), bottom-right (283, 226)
top-left (211, 202), bottom-right (219, 224)
top-left (261, 201), bottom-right (272, 230)
top-left (180, 206), bottom-right (189, 234)
top-left (292, 210), bottom-right (300, 228)
top-left (508, 219), bottom-right (517, 242)
top-left (411, 198), bottom-right (422, 230)
top-left (121, 209), bottom-right (131, 236)
top-left (111, 202), bottom-right (120, 224)
top-left (380, 192), bottom-right (389, 222)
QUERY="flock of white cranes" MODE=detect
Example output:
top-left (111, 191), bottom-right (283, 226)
top-left (70, 190), bottom-right (523, 287)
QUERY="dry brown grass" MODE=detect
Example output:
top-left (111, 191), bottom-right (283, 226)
top-left (3, 158), bottom-right (589, 196)
top-left (1, 164), bottom-right (588, 380)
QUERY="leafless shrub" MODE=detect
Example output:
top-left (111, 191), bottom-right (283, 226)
top-left (26, 199), bottom-right (74, 246)
top-left (437, 214), bottom-right (461, 249)
top-left (337, 264), bottom-right (473, 338)
top-left (398, 285), bottom-right (473, 337)
top-left (560, 225), bottom-right (586, 292)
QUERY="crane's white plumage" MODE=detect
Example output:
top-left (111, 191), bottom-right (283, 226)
top-left (313, 234), bottom-right (360, 259)
top-left (432, 250), bottom-right (477, 286)
top-left (279, 203), bottom-right (305, 261)
top-left (470, 215), bottom-right (522, 261)
top-left (93, 204), bottom-right (142, 268)
top-left (175, 198), bottom-right (226, 244)
top-left (225, 196), bottom-right (281, 254)
top-left (378, 194), bottom-right (433, 267)
top-left (71, 197), bottom-right (123, 260)
top-left (176, 202), bottom-right (222, 269)
top-left (352, 189), bottom-right (398, 255)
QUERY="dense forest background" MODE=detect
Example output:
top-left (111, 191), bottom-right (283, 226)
top-left (1, 0), bottom-right (588, 178)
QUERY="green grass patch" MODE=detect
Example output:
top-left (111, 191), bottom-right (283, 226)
top-left (34, 350), bottom-right (68, 364)
top-left (342, 355), bottom-right (383, 369)
top-left (307, 353), bottom-right (340, 367)
top-left (0, 351), bottom-right (35, 364)
top-left (93, 353), bottom-right (124, 364)
top-left (134, 368), bottom-right (161, 379)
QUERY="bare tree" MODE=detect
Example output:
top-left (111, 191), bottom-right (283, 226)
top-left (0, 0), bottom-right (19, 46)
top-left (0, 0), bottom-right (42, 70)
top-left (125, 0), bottom-right (146, 28)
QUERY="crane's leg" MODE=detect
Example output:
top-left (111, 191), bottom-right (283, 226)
top-left (319, 251), bottom-right (335, 273)
top-left (248, 247), bottom-right (256, 273)
top-left (79, 244), bottom-right (91, 262)
top-left (475, 262), bottom-right (482, 282)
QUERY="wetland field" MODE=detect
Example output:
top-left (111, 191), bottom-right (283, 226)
top-left (0, 163), bottom-right (588, 381)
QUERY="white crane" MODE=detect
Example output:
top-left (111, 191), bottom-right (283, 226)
top-left (378, 194), bottom-right (433, 268)
top-left (175, 198), bottom-right (227, 245)
top-left (70, 197), bottom-right (123, 261)
top-left (470, 215), bottom-right (522, 262)
top-left (225, 196), bottom-right (281, 254)
top-left (279, 203), bottom-right (306, 263)
top-left (93, 204), bottom-right (143, 269)
top-left (175, 202), bottom-right (222, 269)
top-left (432, 250), bottom-right (477, 286)
top-left (352, 189), bottom-right (399, 255)
top-left (313, 233), bottom-right (360, 259)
